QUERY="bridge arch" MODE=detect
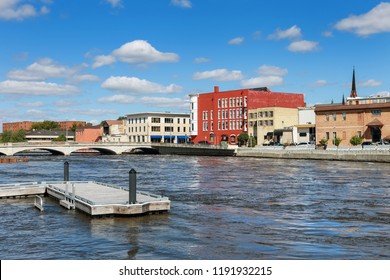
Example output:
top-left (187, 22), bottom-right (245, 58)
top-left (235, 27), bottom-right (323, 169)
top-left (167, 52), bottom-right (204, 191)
top-left (13, 147), bottom-right (65, 156)
top-left (69, 147), bottom-right (117, 155)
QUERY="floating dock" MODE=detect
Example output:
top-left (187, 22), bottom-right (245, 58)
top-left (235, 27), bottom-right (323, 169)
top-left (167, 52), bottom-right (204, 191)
top-left (0, 181), bottom-right (170, 216)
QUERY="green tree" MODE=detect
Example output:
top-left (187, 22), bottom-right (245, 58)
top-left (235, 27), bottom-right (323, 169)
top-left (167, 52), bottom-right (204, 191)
top-left (333, 137), bottom-right (342, 147)
top-left (350, 135), bottom-right (363, 146)
top-left (248, 136), bottom-right (257, 147)
top-left (238, 133), bottom-right (249, 146)
top-left (53, 134), bottom-right (66, 142)
top-left (319, 138), bottom-right (328, 146)
top-left (0, 130), bottom-right (26, 143)
top-left (32, 120), bottom-right (60, 130)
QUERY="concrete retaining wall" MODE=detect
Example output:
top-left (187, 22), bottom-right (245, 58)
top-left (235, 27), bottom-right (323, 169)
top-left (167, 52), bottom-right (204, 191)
top-left (237, 147), bottom-right (390, 163)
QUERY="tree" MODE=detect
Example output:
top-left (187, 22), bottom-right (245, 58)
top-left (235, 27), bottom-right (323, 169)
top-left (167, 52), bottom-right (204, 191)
top-left (319, 138), bottom-right (328, 146)
top-left (32, 121), bottom-right (60, 130)
top-left (333, 137), bottom-right (342, 147)
top-left (238, 133), bottom-right (249, 146)
top-left (248, 136), bottom-right (257, 147)
top-left (0, 130), bottom-right (26, 143)
top-left (53, 134), bottom-right (66, 142)
top-left (350, 135), bottom-right (363, 146)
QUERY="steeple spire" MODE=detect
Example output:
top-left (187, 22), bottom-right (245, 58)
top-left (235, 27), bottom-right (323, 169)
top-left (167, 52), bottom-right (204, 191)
top-left (350, 67), bottom-right (357, 98)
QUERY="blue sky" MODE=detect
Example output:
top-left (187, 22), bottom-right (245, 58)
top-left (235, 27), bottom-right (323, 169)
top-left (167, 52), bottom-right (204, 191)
top-left (1, 0), bottom-right (390, 128)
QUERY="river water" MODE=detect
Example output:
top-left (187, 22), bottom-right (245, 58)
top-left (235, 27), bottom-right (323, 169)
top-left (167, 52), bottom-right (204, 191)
top-left (0, 155), bottom-right (389, 260)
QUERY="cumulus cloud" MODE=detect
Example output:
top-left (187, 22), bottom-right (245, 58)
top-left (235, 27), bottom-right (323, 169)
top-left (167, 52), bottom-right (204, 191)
top-left (0, 80), bottom-right (79, 96)
top-left (228, 37), bottom-right (244, 45)
top-left (101, 76), bottom-right (183, 94)
top-left (98, 95), bottom-right (136, 104)
top-left (93, 40), bottom-right (179, 68)
top-left (257, 65), bottom-right (288, 76)
top-left (140, 96), bottom-right (189, 110)
top-left (335, 2), bottom-right (390, 36)
top-left (17, 101), bottom-right (44, 107)
top-left (8, 58), bottom-right (98, 83)
top-left (105, 0), bottom-right (122, 8)
top-left (0, 0), bottom-right (50, 21)
top-left (192, 69), bottom-right (243, 81)
top-left (171, 0), bottom-right (192, 8)
top-left (360, 79), bottom-right (382, 87)
top-left (287, 40), bottom-right (319, 53)
top-left (241, 64), bottom-right (287, 88)
top-left (268, 25), bottom-right (302, 40)
top-left (193, 57), bottom-right (210, 63)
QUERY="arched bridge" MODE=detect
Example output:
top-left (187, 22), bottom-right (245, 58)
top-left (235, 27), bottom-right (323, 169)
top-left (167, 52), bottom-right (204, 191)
top-left (0, 142), bottom-right (156, 156)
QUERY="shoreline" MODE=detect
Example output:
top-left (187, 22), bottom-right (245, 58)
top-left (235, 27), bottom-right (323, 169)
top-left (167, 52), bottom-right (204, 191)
top-left (236, 147), bottom-right (390, 163)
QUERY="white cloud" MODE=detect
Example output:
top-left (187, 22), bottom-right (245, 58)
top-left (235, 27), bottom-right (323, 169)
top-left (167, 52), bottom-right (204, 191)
top-left (322, 31), bottom-right (333, 37)
top-left (193, 57), bottom-right (210, 63)
top-left (258, 65), bottom-right (288, 76)
top-left (268, 25), bottom-right (302, 40)
top-left (360, 79), bottom-right (382, 87)
top-left (98, 95), bottom-right (136, 104)
top-left (92, 55), bottom-right (116, 68)
top-left (310, 80), bottom-right (328, 87)
top-left (57, 108), bottom-right (117, 116)
top-left (192, 69), bottom-right (243, 81)
top-left (0, 0), bottom-right (50, 21)
top-left (105, 0), bottom-right (122, 8)
top-left (241, 64), bottom-right (287, 88)
top-left (241, 76), bottom-right (284, 88)
top-left (228, 37), bottom-right (244, 45)
top-left (8, 58), bottom-right (98, 83)
top-left (140, 96), bottom-right (189, 110)
top-left (335, 2), bottom-right (390, 36)
top-left (287, 40), bottom-right (319, 53)
top-left (17, 101), bottom-right (44, 107)
top-left (101, 76), bottom-right (183, 94)
top-left (0, 80), bottom-right (79, 96)
top-left (93, 40), bottom-right (179, 67)
top-left (171, 0), bottom-right (192, 9)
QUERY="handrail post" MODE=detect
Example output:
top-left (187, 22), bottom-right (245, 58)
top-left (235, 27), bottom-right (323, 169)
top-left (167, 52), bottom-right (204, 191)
top-left (64, 161), bottom-right (69, 182)
top-left (129, 169), bottom-right (137, 204)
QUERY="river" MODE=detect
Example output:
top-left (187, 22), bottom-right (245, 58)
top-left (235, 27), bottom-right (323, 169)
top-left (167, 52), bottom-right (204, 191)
top-left (0, 155), bottom-right (389, 259)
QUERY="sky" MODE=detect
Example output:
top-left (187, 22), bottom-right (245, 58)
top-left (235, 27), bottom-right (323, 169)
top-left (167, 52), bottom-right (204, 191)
top-left (1, 0), bottom-right (390, 129)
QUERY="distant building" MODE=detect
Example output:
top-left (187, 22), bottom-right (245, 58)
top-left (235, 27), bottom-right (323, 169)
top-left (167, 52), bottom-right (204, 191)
top-left (126, 112), bottom-right (190, 143)
top-left (75, 126), bottom-right (102, 143)
top-left (101, 120), bottom-right (127, 142)
top-left (315, 69), bottom-right (390, 146)
top-left (2, 120), bottom-right (86, 132)
top-left (190, 86), bottom-right (306, 145)
top-left (248, 107), bottom-right (299, 145)
top-left (25, 130), bottom-right (75, 143)
top-left (293, 107), bottom-right (316, 144)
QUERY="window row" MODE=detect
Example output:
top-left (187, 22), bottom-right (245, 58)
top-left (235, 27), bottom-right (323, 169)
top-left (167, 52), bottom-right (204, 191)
top-left (217, 97), bottom-right (247, 108)
top-left (129, 126), bottom-right (187, 133)
top-left (249, 111), bottom-right (274, 119)
top-left (202, 120), bottom-right (246, 131)
top-left (129, 117), bottom-right (187, 124)
top-left (249, 120), bottom-right (274, 127)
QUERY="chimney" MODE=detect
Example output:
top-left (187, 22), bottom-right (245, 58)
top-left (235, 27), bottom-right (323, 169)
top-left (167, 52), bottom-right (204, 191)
top-left (214, 86), bottom-right (219, 93)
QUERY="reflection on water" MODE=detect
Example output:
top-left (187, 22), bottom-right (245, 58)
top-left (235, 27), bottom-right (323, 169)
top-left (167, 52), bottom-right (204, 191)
top-left (0, 155), bottom-right (389, 259)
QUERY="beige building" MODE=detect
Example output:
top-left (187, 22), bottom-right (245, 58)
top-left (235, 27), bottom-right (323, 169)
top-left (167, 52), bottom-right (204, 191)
top-left (126, 112), bottom-right (191, 143)
top-left (248, 107), bottom-right (298, 145)
top-left (101, 120), bottom-right (127, 142)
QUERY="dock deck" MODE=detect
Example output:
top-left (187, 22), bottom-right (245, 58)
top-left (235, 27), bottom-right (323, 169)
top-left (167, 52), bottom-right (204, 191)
top-left (0, 181), bottom-right (170, 216)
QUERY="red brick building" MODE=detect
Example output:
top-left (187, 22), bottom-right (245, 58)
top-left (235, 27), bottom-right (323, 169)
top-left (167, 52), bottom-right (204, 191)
top-left (2, 120), bottom-right (86, 132)
top-left (75, 126), bottom-right (102, 142)
top-left (190, 86), bottom-right (305, 144)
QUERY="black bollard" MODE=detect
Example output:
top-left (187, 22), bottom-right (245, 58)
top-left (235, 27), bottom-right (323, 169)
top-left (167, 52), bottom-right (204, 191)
top-left (129, 169), bottom-right (137, 204)
top-left (64, 161), bottom-right (69, 182)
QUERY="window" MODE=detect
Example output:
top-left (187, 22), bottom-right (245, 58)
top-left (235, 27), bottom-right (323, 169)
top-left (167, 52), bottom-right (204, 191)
top-left (164, 118), bottom-right (174, 124)
top-left (151, 126), bottom-right (160, 132)
top-left (372, 110), bottom-right (381, 116)
top-left (165, 127), bottom-right (174, 132)
top-left (269, 111), bottom-right (273, 118)
top-left (299, 132), bottom-right (307, 137)
top-left (326, 113), bottom-right (329, 121)
top-left (269, 120), bottom-right (273, 126)
top-left (218, 99), bottom-right (221, 108)
top-left (333, 113), bottom-right (337, 121)
top-left (342, 112), bottom-right (346, 121)
top-left (357, 131), bottom-right (362, 138)
top-left (152, 118), bottom-right (161, 123)
top-left (326, 132), bottom-right (330, 140)
top-left (264, 111), bottom-right (268, 118)
top-left (333, 132), bottom-right (337, 140)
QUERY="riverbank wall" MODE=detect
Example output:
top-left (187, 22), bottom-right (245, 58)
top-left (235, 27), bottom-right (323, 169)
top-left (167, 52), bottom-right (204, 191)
top-left (236, 146), bottom-right (390, 163)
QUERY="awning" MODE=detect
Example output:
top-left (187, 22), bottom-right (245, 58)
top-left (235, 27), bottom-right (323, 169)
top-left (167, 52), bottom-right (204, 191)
top-left (164, 135), bottom-right (175, 139)
top-left (177, 136), bottom-right (188, 139)
top-left (150, 135), bottom-right (162, 139)
top-left (366, 118), bottom-right (383, 127)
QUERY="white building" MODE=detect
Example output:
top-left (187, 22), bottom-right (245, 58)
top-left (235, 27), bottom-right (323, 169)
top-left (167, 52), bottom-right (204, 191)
top-left (101, 120), bottom-right (127, 142)
top-left (126, 112), bottom-right (191, 143)
top-left (293, 107), bottom-right (316, 144)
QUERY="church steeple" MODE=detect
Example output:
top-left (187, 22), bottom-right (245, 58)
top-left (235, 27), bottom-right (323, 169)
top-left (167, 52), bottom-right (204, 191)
top-left (350, 67), bottom-right (358, 98)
